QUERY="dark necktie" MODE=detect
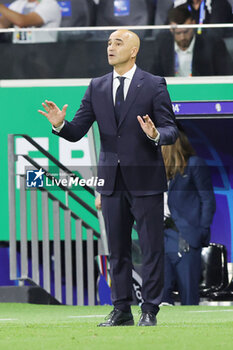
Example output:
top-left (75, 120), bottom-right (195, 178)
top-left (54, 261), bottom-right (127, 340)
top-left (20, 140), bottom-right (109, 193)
top-left (114, 76), bottom-right (125, 125)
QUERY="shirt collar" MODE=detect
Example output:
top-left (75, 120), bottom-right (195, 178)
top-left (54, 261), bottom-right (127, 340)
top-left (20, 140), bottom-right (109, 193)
top-left (175, 35), bottom-right (196, 54)
top-left (113, 64), bottom-right (137, 80)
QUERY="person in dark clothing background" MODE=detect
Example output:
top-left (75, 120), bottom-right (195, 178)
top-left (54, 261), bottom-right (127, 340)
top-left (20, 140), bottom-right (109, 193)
top-left (162, 127), bottom-right (216, 305)
top-left (94, 0), bottom-right (156, 26)
top-left (93, 0), bottom-right (156, 38)
top-left (184, 0), bottom-right (232, 25)
top-left (151, 7), bottom-right (233, 77)
top-left (154, 0), bottom-right (232, 25)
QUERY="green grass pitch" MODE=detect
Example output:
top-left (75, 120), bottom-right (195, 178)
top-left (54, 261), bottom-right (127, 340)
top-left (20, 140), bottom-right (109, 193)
top-left (0, 303), bottom-right (232, 350)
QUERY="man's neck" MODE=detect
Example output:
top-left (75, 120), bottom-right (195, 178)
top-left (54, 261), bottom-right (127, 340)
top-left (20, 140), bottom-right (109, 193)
top-left (177, 35), bottom-right (195, 51)
top-left (113, 61), bottom-right (135, 76)
top-left (192, 0), bottom-right (203, 10)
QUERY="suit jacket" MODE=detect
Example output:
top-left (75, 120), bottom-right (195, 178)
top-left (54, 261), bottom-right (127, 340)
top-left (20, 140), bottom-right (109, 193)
top-left (151, 31), bottom-right (233, 76)
top-left (53, 67), bottom-right (178, 195)
top-left (165, 156), bottom-right (216, 251)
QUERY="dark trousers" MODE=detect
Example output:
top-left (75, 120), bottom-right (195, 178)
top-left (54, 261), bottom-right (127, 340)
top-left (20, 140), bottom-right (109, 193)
top-left (163, 248), bottom-right (202, 305)
top-left (101, 167), bottom-right (164, 314)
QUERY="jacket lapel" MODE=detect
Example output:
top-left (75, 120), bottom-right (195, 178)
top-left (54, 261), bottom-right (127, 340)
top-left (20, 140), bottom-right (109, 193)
top-left (102, 72), bottom-right (117, 129)
top-left (118, 68), bottom-right (144, 128)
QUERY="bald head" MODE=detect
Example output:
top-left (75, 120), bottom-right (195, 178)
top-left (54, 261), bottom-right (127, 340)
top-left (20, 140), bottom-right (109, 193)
top-left (112, 29), bottom-right (140, 50)
top-left (107, 30), bottom-right (140, 74)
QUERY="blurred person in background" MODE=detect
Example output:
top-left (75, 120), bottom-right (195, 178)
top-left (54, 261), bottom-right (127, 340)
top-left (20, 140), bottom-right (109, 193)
top-left (182, 0), bottom-right (232, 25)
top-left (94, 0), bottom-right (155, 26)
top-left (60, 0), bottom-right (95, 27)
top-left (92, 0), bottom-right (156, 38)
top-left (0, 0), bottom-right (61, 43)
top-left (155, 0), bottom-right (232, 25)
top-left (161, 126), bottom-right (216, 305)
top-left (151, 6), bottom-right (233, 76)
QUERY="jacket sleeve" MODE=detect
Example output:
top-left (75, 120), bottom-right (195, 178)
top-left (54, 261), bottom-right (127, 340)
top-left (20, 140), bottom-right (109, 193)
top-left (52, 80), bottom-right (96, 142)
top-left (153, 77), bottom-right (178, 146)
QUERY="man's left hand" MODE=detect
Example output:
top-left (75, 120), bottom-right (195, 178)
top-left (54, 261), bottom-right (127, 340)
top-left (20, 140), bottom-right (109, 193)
top-left (137, 114), bottom-right (158, 139)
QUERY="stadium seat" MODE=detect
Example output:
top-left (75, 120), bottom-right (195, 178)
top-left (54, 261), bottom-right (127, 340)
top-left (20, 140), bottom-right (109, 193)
top-left (200, 243), bottom-right (229, 298)
top-left (171, 243), bottom-right (229, 303)
top-left (207, 277), bottom-right (233, 301)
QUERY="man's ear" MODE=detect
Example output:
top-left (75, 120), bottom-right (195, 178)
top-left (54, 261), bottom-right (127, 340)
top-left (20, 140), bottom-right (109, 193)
top-left (131, 47), bottom-right (138, 59)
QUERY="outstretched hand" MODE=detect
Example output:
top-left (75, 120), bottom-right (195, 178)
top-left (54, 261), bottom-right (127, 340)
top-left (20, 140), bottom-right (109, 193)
top-left (137, 114), bottom-right (158, 139)
top-left (38, 100), bottom-right (68, 128)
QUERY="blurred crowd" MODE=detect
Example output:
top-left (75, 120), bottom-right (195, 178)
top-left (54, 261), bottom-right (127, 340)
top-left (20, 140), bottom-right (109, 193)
top-left (0, 0), bottom-right (232, 77)
top-left (0, 0), bottom-right (232, 32)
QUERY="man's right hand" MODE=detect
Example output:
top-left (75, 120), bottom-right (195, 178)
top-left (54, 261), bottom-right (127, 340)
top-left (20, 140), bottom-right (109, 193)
top-left (38, 100), bottom-right (68, 128)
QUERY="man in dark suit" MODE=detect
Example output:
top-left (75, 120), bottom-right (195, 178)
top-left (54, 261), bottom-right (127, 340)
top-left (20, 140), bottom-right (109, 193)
top-left (39, 29), bottom-right (178, 326)
top-left (151, 6), bottom-right (233, 77)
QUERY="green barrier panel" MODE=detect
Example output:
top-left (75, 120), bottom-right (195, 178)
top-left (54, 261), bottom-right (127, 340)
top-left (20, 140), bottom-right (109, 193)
top-left (1, 81), bottom-right (233, 240)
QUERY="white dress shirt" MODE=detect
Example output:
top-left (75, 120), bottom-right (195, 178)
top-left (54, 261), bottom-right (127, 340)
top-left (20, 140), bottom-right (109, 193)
top-left (112, 64), bottom-right (137, 104)
top-left (175, 36), bottom-right (196, 77)
top-left (164, 190), bottom-right (171, 218)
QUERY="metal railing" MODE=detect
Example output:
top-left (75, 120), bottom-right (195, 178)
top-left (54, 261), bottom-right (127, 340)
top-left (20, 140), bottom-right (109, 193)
top-left (8, 134), bottom-right (100, 305)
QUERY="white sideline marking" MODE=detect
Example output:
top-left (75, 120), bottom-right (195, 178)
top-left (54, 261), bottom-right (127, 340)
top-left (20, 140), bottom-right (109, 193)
top-left (0, 318), bottom-right (18, 321)
top-left (187, 309), bottom-right (233, 313)
top-left (68, 315), bottom-right (106, 318)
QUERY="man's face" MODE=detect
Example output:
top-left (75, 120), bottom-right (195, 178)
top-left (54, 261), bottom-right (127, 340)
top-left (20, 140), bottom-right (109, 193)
top-left (171, 18), bottom-right (195, 50)
top-left (107, 30), bottom-right (136, 67)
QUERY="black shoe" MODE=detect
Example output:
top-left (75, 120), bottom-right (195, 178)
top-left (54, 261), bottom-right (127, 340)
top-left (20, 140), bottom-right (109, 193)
top-left (137, 312), bottom-right (157, 326)
top-left (98, 308), bottom-right (134, 327)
